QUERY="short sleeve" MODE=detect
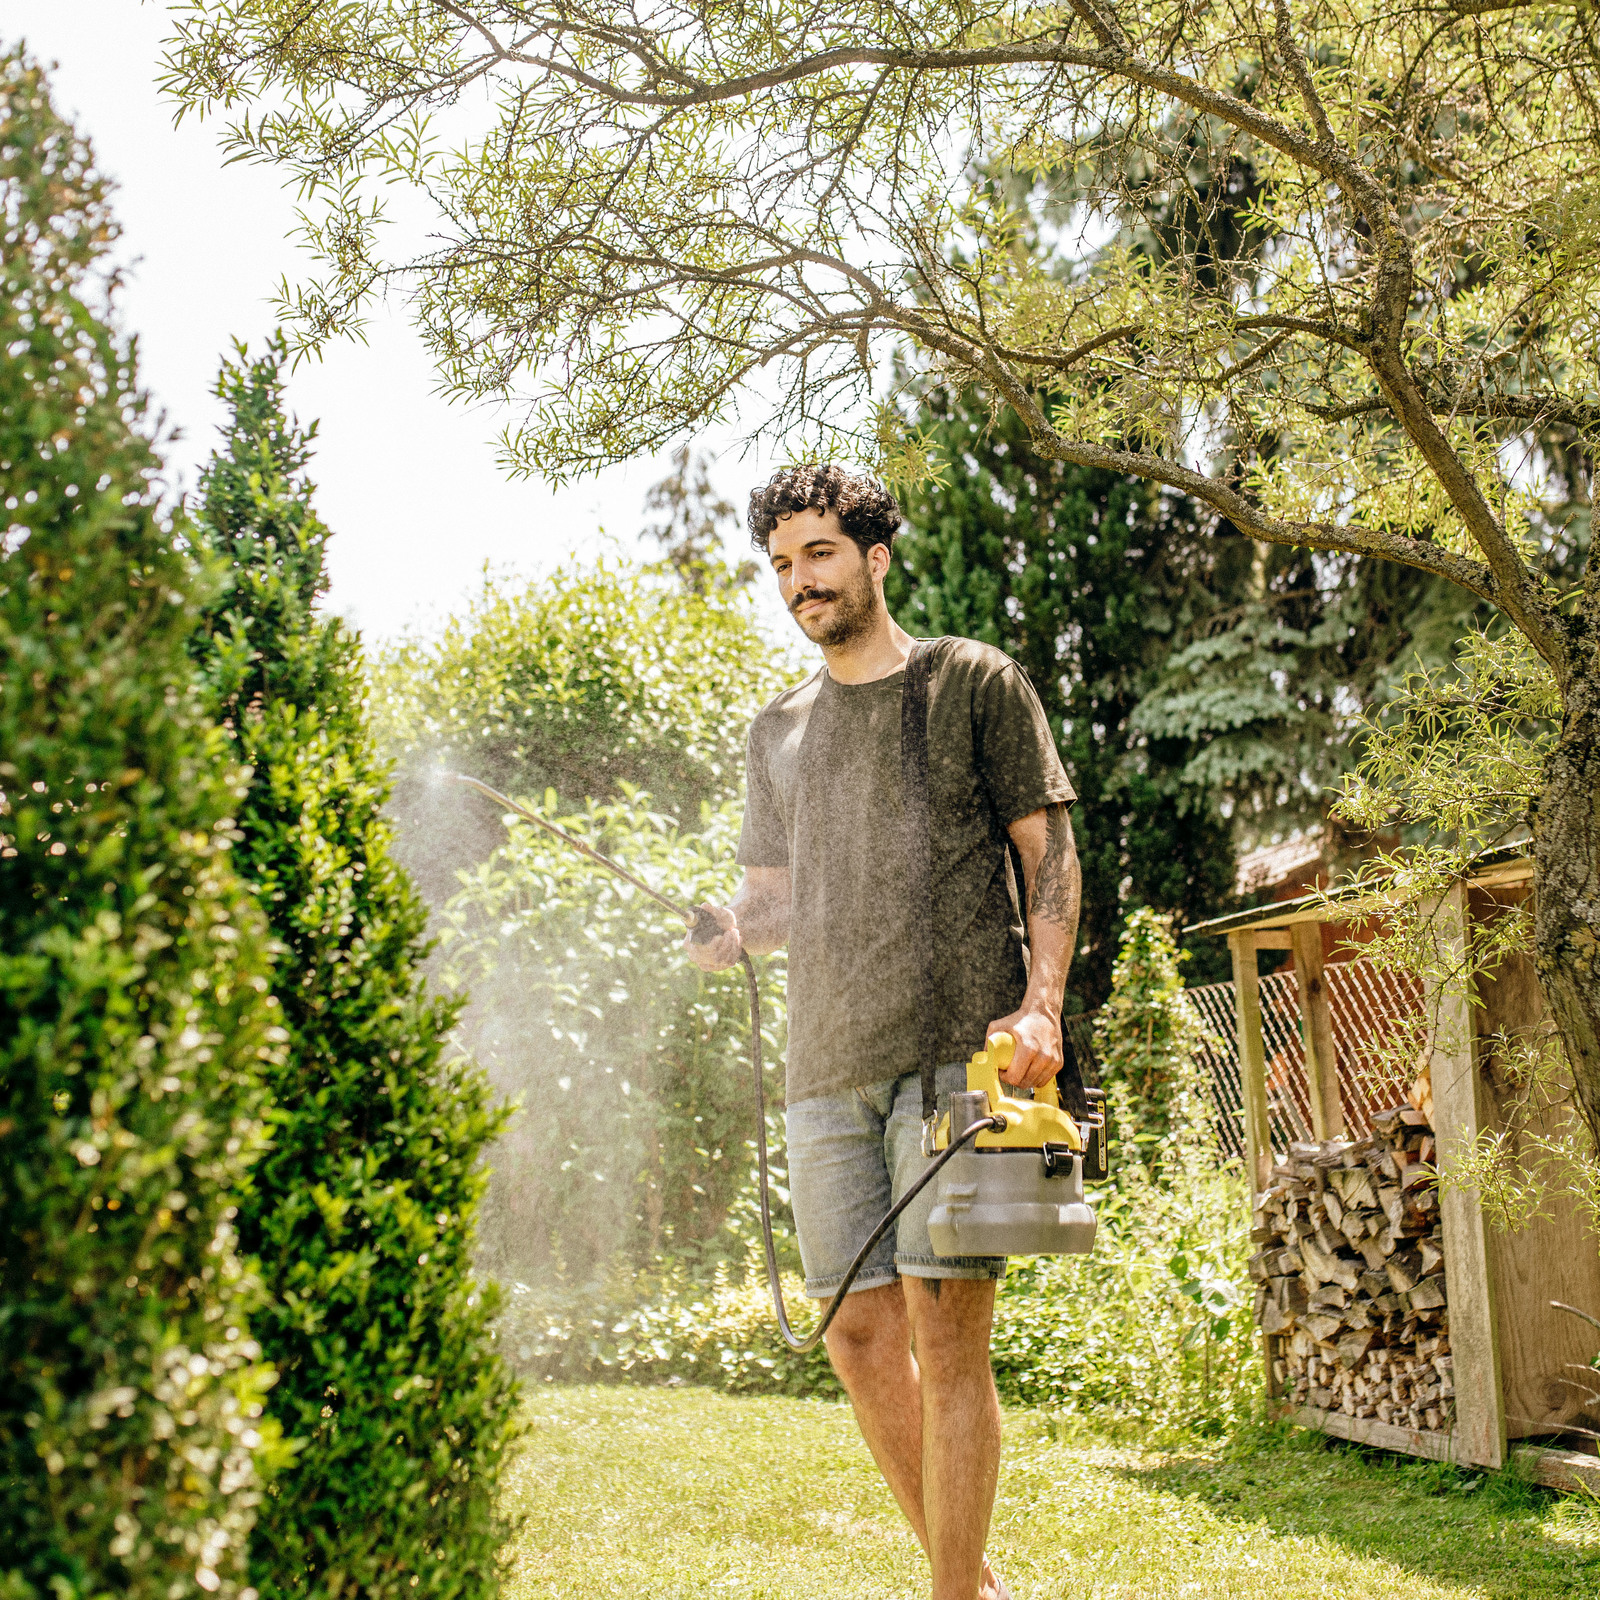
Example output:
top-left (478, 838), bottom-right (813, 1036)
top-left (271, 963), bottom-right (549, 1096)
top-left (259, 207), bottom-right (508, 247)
top-left (736, 721), bottom-right (791, 867)
top-left (974, 663), bottom-right (1076, 826)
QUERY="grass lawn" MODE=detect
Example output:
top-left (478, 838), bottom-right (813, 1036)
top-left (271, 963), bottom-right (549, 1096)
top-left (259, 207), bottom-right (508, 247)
top-left (501, 1385), bottom-right (1600, 1599)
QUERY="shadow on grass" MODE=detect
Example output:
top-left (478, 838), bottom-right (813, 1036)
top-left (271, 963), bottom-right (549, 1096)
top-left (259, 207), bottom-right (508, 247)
top-left (1112, 1421), bottom-right (1600, 1600)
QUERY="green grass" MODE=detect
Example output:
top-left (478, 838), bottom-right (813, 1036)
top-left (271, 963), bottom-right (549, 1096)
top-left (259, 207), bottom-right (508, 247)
top-left (501, 1386), bottom-right (1600, 1599)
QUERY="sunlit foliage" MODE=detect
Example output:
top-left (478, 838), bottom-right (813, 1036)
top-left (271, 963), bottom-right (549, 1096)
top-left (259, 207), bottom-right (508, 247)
top-left (0, 52), bottom-right (280, 1600)
top-left (1322, 632), bottom-right (1600, 1232)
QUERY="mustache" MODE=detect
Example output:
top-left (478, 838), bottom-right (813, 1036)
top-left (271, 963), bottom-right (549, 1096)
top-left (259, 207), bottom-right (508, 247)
top-left (789, 586), bottom-right (841, 615)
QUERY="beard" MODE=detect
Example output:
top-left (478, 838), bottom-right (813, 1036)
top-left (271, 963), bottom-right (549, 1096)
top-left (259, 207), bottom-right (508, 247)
top-left (789, 564), bottom-right (880, 648)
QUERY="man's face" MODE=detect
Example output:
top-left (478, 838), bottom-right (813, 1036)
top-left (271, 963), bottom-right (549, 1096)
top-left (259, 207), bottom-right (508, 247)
top-left (767, 507), bottom-right (883, 648)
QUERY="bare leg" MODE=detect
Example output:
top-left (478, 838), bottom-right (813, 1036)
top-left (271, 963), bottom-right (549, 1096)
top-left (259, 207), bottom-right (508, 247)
top-left (904, 1277), bottom-right (1002, 1600)
top-left (823, 1279), bottom-right (1004, 1600)
top-left (822, 1283), bottom-right (930, 1548)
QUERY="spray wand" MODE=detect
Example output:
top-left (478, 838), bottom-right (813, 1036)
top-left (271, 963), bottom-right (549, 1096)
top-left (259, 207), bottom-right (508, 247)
top-left (453, 774), bottom-right (1002, 1353)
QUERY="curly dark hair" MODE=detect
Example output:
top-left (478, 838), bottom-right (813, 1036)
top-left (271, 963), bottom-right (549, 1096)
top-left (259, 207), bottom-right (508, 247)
top-left (746, 463), bottom-right (903, 556)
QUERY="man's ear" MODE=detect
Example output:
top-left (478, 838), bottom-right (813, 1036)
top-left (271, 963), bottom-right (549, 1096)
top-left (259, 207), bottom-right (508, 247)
top-left (868, 541), bottom-right (891, 584)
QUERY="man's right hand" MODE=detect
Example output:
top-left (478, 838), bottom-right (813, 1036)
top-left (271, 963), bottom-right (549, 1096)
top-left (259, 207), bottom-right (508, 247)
top-left (685, 903), bottom-right (742, 971)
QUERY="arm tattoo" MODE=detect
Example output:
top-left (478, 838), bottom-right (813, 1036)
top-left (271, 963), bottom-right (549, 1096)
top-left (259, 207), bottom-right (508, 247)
top-left (1029, 804), bottom-right (1080, 932)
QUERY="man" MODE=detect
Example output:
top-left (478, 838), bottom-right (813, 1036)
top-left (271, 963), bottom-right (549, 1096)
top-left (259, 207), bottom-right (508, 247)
top-left (687, 464), bottom-right (1081, 1600)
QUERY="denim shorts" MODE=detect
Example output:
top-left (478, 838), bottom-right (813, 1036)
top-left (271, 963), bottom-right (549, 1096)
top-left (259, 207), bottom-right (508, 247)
top-left (785, 1062), bottom-right (1006, 1297)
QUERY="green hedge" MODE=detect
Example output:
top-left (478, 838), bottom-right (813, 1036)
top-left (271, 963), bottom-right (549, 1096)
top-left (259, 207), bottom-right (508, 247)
top-left (498, 1268), bottom-right (838, 1398)
top-left (193, 340), bottom-right (520, 1600)
top-left (0, 54), bottom-right (281, 1600)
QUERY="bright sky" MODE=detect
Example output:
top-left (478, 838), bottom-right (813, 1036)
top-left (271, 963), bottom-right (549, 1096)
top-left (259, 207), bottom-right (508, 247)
top-left (10, 3), bottom-right (787, 641)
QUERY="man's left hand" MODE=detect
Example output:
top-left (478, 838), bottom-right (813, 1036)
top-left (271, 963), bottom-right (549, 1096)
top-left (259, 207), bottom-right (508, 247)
top-left (985, 1004), bottom-right (1063, 1090)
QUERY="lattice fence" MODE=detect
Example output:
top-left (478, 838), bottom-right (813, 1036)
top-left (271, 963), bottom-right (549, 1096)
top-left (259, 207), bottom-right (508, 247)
top-left (1186, 957), bottom-right (1424, 1163)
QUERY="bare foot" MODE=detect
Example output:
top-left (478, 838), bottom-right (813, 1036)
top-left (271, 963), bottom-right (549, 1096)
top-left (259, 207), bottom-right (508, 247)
top-left (980, 1556), bottom-right (1011, 1600)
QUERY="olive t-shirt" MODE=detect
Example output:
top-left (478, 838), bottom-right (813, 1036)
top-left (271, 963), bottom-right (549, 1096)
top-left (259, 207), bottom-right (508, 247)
top-left (737, 636), bottom-right (1076, 1104)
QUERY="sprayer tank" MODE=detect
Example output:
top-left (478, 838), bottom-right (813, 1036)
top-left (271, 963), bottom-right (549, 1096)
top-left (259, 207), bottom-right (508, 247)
top-left (927, 1146), bottom-right (1097, 1259)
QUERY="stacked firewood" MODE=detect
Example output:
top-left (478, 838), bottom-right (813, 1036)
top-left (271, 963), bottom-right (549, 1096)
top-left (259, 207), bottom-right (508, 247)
top-left (1250, 1106), bottom-right (1453, 1432)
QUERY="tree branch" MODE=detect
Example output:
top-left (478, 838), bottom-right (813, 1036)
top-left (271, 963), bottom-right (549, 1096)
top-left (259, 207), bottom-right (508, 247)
top-left (1272, 0), bottom-right (1339, 148)
top-left (987, 324), bottom-right (1142, 374)
top-left (874, 307), bottom-right (1502, 603)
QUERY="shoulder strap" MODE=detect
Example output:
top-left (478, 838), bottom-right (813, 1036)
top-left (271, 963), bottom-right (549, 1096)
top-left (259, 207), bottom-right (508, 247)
top-left (902, 640), bottom-right (1089, 1129)
top-left (1056, 1025), bottom-right (1090, 1121)
top-left (899, 640), bottom-right (941, 1126)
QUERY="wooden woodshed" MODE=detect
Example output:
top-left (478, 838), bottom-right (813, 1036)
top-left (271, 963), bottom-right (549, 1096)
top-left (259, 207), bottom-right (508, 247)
top-left (1189, 847), bottom-right (1600, 1492)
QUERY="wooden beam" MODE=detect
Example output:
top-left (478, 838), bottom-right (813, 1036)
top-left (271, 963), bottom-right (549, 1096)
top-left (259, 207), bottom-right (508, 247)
top-left (1292, 1406), bottom-right (1457, 1463)
top-left (1293, 1415), bottom-right (1600, 1492)
top-left (1431, 882), bottom-right (1507, 1471)
top-left (1228, 931), bottom-right (1273, 1196)
top-left (1513, 1444), bottom-right (1600, 1495)
top-left (1291, 924), bottom-right (1344, 1140)
top-left (1469, 887), bottom-right (1600, 1442)
top-left (1248, 930), bottom-right (1295, 950)
top-left (1470, 861), bottom-right (1536, 891)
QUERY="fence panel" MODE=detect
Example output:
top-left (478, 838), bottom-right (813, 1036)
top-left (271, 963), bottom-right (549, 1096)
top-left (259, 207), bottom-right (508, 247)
top-left (1186, 981), bottom-right (1250, 1162)
top-left (1323, 961), bottom-right (1426, 1133)
top-left (1186, 956), bottom-right (1424, 1162)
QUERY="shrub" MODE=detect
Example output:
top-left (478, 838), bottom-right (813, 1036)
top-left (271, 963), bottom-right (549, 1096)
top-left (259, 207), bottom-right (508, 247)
top-left (0, 54), bottom-right (280, 1600)
top-left (192, 339), bottom-right (519, 1600)
top-left (441, 791), bottom-right (790, 1286)
top-left (371, 563), bottom-right (798, 903)
top-left (1093, 906), bottom-right (1211, 1156)
top-left (495, 1267), bottom-right (838, 1398)
top-left (988, 1159), bottom-right (1258, 1439)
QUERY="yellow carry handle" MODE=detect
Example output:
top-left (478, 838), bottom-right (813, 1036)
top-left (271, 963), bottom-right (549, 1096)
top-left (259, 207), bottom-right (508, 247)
top-left (936, 1032), bottom-right (1084, 1154)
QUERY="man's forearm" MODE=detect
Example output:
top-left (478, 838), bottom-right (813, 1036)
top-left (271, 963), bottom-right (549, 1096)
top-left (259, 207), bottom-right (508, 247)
top-left (731, 875), bottom-right (790, 954)
top-left (1020, 804), bottom-right (1080, 1017)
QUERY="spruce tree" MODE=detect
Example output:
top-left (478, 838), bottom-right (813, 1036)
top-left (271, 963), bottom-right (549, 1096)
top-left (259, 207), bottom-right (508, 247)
top-left (192, 338), bottom-right (518, 1599)
top-left (0, 53), bottom-right (279, 1600)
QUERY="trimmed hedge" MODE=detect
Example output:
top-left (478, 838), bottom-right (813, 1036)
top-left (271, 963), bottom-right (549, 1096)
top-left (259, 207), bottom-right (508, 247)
top-left (193, 338), bottom-right (520, 1600)
top-left (0, 53), bottom-right (281, 1600)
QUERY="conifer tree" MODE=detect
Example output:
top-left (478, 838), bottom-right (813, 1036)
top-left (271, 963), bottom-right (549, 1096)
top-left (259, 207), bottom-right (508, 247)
top-left (192, 337), bottom-right (518, 1600)
top-left (1092, 909), bottom-right (1210, 1161)
top-left (0, 53), bottom-right (279, 1600)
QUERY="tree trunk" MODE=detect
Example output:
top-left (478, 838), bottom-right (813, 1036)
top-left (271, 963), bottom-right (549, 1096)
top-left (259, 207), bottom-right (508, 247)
top-left (1534, 659), bottom-right (1600, 1139)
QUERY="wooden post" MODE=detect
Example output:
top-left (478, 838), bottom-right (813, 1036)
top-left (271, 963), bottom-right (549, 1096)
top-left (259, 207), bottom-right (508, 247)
top-left (1228, 931), bottom-right (1273, 1197)
top-left (1431, 882), bottom-right (1506, 1470)
top-left (1291, 923), bottom-right (1344, 1140)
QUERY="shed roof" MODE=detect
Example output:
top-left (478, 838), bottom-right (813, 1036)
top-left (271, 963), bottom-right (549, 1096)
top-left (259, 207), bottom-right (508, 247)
top-left (1184, 841), bottom-right (1533, 939)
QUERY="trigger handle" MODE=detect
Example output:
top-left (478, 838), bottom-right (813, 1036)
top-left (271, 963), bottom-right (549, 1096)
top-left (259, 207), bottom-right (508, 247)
top-left (689, 906), bottom-right (726, 945)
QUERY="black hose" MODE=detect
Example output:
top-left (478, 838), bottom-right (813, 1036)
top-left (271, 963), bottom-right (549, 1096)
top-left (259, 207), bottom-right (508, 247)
top-left (455, 773), bottom-right (997, 1354)
top-left (739, 951), bottom-right (1001, 1353)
